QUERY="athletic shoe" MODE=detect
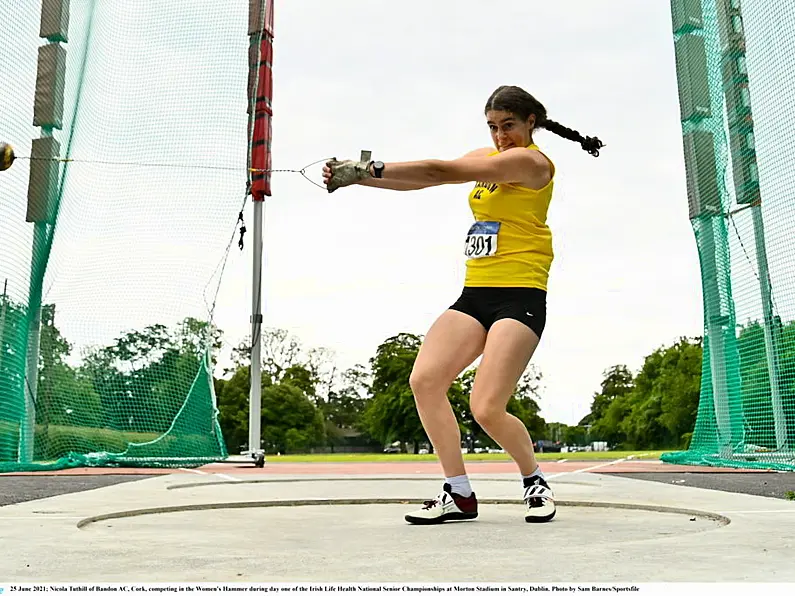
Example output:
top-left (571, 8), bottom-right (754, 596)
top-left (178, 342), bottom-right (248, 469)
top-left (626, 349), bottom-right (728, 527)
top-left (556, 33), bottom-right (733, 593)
top-left (523, 475), bottom-right (556, 522)
top-left (404, 483), bottom-right (478, 525)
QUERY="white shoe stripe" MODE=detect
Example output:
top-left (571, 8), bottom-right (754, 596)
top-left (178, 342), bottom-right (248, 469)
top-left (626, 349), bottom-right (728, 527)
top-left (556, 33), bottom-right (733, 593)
top-left (524, 485), bottom-right (553, 499)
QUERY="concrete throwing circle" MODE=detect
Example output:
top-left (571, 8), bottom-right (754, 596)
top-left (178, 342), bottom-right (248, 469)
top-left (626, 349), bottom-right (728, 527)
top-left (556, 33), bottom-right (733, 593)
top-left (79, 498), bottom-right (729, 529)
top-left (72, 500), bottom-right (730, 581)
top-left (79, 499), bottom-right (727, 539)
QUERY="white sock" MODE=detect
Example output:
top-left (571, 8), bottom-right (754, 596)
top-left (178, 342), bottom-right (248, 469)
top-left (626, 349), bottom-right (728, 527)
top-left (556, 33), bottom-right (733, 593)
top-left (446, 474), bottom-right (473, 497)
top-left (523, 466), bottom-right (545, 481)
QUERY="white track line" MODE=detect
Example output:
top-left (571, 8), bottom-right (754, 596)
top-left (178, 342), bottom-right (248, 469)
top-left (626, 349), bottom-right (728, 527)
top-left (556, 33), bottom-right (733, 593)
top-left (178, 467), bottom-right (240, 483)
top-left (545, 457), bottom-right (629, 480)
top-left (179, 468), bottom-right (209, 475)
top-left (214, 473), bottom-right (241, 483)
top-left (719, 509), bottom-right (795, 514)
top-left (0, 516), bottom-right (84, 519)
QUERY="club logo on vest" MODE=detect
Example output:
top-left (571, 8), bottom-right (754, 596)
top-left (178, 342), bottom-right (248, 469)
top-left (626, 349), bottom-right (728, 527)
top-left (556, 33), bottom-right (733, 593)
top-left (472, 181), bottom-right (498, 200)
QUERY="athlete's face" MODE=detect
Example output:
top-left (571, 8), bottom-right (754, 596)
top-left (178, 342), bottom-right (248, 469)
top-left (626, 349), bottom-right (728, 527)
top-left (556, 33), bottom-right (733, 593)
top-left (486, 110), bottom-right (535, 152)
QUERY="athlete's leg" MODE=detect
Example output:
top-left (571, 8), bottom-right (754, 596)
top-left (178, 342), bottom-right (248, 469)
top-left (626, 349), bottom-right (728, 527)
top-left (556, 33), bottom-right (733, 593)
top-left (409, 309), bottom-right (486, 478)
top-left (469, 318), bottom-right (540, 475)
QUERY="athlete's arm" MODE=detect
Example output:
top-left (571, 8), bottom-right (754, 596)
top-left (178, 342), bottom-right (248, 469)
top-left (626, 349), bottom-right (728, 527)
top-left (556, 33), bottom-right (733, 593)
top-left (375, 147), bottom-right (549, 187)
top-left (354, 178), bottom-right (435, 191)
top-left (345, 148), bottom-right (493, 191)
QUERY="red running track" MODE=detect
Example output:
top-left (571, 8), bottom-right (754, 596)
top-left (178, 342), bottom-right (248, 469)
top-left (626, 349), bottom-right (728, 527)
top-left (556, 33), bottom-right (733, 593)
top-left (3, 459), bottom-right (771, 476)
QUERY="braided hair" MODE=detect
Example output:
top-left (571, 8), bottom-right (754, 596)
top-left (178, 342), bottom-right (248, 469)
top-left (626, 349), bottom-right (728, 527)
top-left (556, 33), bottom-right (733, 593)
top-left (484, 85), bottom-right (605, 157)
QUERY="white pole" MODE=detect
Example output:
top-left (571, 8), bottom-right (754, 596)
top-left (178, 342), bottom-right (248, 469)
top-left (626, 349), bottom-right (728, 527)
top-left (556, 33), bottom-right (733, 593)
top-left (248, 199), bottom-right (263, 460)
top-left (245, 0), bottom-right (271, 466)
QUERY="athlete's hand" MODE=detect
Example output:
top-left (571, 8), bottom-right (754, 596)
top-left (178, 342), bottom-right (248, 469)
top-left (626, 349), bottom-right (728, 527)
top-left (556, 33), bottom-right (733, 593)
top-left (324, 150), bottom-right (373, 193)
top-left (322, 164), bottom-right (334, 187)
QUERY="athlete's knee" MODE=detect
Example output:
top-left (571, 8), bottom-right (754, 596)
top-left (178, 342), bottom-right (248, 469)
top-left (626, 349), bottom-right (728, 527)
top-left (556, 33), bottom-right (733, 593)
top-left (470, 397), bottom-right (506, 429)
top-left (409, 366), bottom-right (449, 401)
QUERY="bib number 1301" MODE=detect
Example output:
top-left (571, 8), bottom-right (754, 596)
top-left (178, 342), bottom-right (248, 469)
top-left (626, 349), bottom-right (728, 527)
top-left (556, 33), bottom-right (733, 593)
top-left (464, 221), bottom-right (500, 259)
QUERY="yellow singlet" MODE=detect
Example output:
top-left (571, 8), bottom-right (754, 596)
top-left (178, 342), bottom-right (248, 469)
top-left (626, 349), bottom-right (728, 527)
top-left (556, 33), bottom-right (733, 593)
top-left (463, 144), bottom-right (555, 290)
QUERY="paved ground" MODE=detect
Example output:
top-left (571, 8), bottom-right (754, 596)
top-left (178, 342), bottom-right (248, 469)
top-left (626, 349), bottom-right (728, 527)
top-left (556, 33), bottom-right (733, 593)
top-left (1, 458), bottom-right (792, 506)
top-left (1, 467), bottom-right (794, 582)
top-left (0, 459), bottom-right (793, 582)
top-left (4, 470), bottom-right (789, 507)
top-left (603, 471), bottom-right (795, 500)
top-left (0, 474), bottom-right (158, 507)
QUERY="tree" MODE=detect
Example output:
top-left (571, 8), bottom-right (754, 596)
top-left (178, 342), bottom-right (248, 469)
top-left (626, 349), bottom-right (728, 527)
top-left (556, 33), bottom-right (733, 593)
top-left (214, 365), bottom-right (253, 453)
top-left (304, 346), bottom-right (338, 404)
top-left (562, 424), bottom-right (588, 446)
top-left (261, 383), bottom-right (325, 453)
top-left (262, 328), bottom-right (303, 382)
top-left (448, 368), bottom-right (478, 452)
top-left (0, 295), bottom-right (26, 425)
top-left (511, 367), bottom-right (547, 439)
top-left (228, 327), bottom-right (303, 382)
top-left (584, 338), bottom-right (703, 450)
top-left (617, 337), bottom-right (702, 449)
top-left (215, 361), bottom-right (327, 454)
top-left (281, 364), bottom-right (317, 397)
top-left (586, 365), bottom-right (635, 447)
top-left (655, 337), bottom-right (702, 446)
top-left (593, 394), bottom-right (633, 448)
top-left (36, 304), bottom-right (103, 436)
top-left (176, 317), bottom-right (223, 365)
top-left (736, 320), bottom-right (795, 447)
top-left (79, 317), bottom-right (221, 433)
top-left (364, 333), bottom-right (425, 451)
top-left (325, 364), bottom-right (370, 429)
top-left (583, 365), bottom-right (633, 426)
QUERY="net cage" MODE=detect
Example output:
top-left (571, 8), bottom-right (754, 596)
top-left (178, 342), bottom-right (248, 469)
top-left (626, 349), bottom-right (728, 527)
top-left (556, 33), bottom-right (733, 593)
top-left (662, 0), bottom-right (795, 470)
top-left (3, 0), bottom-right (795, 474)
top-left (0, 0), bottom-right (275, 471)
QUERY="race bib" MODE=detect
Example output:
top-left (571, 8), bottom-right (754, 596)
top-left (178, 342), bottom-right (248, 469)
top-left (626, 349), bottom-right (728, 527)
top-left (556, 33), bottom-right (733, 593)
top-left (464, 221), bottom-right (500, 259)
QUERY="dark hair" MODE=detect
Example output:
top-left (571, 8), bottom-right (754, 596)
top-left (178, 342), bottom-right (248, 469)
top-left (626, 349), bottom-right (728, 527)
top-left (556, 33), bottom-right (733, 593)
top-left (484, 85), bottom-right (605, 157)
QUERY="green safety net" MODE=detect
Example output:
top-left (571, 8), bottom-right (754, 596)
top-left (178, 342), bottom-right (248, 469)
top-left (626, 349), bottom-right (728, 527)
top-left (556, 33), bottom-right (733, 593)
top-left (0, 0), bottom-right (260, 471)
top-left (662, 0), bottom-right (795, 470)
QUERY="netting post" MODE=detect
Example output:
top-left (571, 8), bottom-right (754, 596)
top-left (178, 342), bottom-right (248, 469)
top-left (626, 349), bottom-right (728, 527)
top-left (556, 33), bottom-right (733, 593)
top-left (246, 0), bottom-right (274, 462)
top-left (0, 280), bottom-right (7, 396)
top-left (672, 0), bottom-right (746, 458)
top-left (718, 0), bottom-right (788, 452)
top-left (750, 209), bottom-right (788, 450)
top-left (20, 0), bottom-right (69, 463)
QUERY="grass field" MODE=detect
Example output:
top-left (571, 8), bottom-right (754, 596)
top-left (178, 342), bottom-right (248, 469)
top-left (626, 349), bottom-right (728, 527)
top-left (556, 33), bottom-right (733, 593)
top-left (261, 450), bottom-right (667, 463)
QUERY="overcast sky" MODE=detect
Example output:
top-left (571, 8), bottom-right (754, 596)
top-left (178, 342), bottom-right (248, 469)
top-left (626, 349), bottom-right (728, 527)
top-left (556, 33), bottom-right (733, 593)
top-left (252, 0), bottom-right (705, 426)
top-left (3, 1), bottom-right (793, 427)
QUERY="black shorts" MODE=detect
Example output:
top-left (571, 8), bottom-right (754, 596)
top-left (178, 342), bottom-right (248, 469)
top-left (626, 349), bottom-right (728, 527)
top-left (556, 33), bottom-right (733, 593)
top-left (448, 286), bottom-right (547, 338)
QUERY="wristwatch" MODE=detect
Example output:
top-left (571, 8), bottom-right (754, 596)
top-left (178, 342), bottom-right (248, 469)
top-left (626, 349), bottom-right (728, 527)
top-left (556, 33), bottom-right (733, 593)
top-left (370, 161), bottom-right (385, 178)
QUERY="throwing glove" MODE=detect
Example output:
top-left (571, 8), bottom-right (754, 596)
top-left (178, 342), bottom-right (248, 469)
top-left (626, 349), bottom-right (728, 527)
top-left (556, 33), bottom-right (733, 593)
top-left (326, 150), bottom-right (373, 193)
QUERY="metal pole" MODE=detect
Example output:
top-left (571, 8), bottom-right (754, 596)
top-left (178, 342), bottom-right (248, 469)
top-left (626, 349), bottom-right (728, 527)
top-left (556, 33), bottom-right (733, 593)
top-left (22, 123), bottom-right (55, 463)
top-left (248, 200), bottom-right (263, 459)
top-left (0, 279), bottom-right (7, 394)
top-left (671, 0), bottom-right (745, 458)
top-left (714, 0), bottom-right (787, 453)
top-left (700, 221), bottom-right (736, 458)
top-left (21, 221), bottom-right (46, 463)
top-left (21, 0), bottom-right (71, 462)
top-left (246, 0), bottom-right (273, 465)
top-left (751, 206), bottom-right (787, 450)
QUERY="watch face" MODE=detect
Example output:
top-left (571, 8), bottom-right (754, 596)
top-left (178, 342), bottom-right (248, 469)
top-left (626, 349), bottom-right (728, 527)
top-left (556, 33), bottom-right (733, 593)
top-left (374, 161), bottom-right (384, 169)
